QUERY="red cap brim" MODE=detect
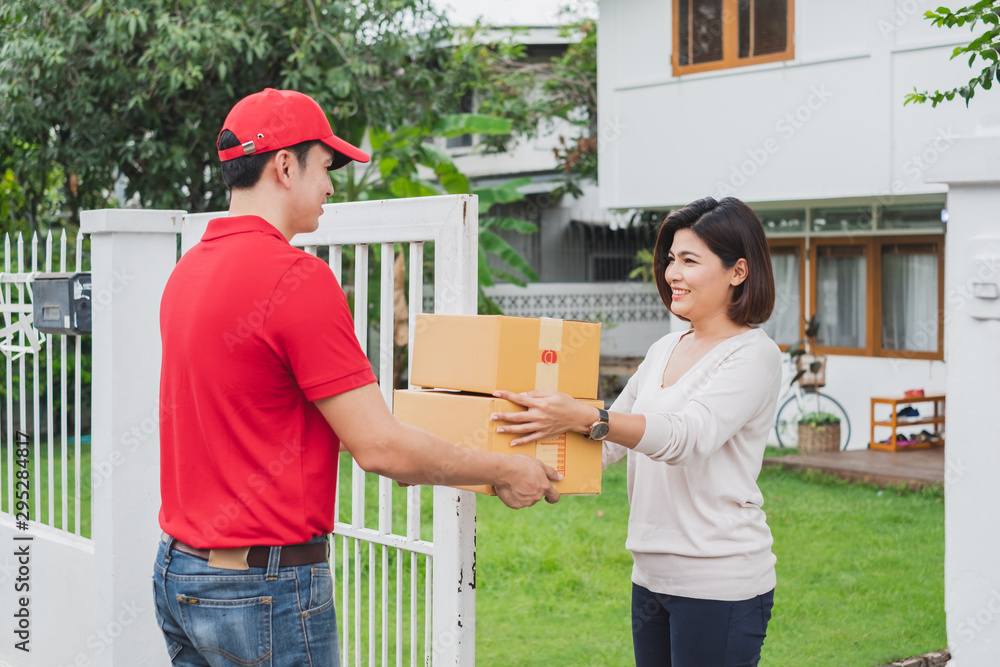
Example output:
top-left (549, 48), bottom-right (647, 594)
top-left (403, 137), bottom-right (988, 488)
top-left (324, 134), bottom-right (370, 170)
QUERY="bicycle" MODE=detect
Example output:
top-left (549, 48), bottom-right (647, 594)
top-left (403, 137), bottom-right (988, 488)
top-left (772, 316), bottom-right (851, 450)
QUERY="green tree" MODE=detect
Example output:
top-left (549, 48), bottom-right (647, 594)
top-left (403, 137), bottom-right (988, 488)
top-left (340, 114), bottom-right (540, 315)
top-left (0, 0), bottom-right (451, 229)
top-left (905, 1), bottom-right (1000, 107)
top-left (442, 13), bottom-right (598, 185)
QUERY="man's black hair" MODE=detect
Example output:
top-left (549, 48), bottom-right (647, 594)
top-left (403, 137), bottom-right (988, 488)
top-left (217, 130), bottom-right (322, 190)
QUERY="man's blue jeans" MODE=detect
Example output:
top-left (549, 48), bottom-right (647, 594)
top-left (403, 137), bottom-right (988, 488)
top-left (153, 533), bottom-right (340, 666)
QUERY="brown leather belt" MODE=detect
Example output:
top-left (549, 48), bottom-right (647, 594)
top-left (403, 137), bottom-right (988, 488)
top-left (167, 536), bottom-right (329, 569)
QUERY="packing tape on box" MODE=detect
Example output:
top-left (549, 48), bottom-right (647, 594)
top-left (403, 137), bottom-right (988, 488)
top-left (535, 318), bottom-right (563, 391)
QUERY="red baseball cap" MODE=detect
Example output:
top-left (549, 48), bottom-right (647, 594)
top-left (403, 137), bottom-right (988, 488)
top-left (217, 88), bottom-right (370, 170)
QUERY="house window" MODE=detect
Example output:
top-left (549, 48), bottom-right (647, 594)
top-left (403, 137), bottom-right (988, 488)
top-left (812, 243), bottom-right (868, 352)
top-left (762, 239), bottom-right (804, 346)
top-left (446, 92), bottom-right (475, 151)
top-left (880, 242), bottom-right (940, 354)
top-left (758, 209), bottom-right (805, 235)
top-left (804, 234), bottom-right (944, 360)
top-left (673, 0), bottom-right (794, 76)
top-left (811, 206), bottom-right (875, 234)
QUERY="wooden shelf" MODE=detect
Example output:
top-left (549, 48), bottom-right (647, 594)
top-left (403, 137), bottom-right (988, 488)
top-left (872, 417), bottom-right (946, 427)
top-left (870, 394), bottom-right (945, 452)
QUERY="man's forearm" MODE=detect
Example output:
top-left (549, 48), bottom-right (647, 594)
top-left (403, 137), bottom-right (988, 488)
top-left (353, 421), bottom-right (519, 488)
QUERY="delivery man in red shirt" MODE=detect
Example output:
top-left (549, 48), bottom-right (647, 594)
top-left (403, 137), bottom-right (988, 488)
top-left (152, 88), bottom-right (561, 666)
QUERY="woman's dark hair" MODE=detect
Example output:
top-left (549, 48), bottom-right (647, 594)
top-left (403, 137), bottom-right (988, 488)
top-left (653, 196), bottom-right (775, 326)
top-left (217, 130), bottom-right (322, 190)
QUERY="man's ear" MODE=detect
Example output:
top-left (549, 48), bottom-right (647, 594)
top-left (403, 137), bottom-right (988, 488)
top-left (271, 149), bottom-right (296, 189)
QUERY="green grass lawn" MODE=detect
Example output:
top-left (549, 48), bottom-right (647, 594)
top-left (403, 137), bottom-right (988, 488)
top-left (473, 454), bottom-right (945, 667)
top-left (1, 446), bottom-right (944, 666)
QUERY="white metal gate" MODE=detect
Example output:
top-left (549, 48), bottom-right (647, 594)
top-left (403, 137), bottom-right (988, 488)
top-left (0, 229), bottom-right (95, 667)
top-left (182, 194), bottom-right (480, 666)
top-left (0, 195), bottom-right (478, 666)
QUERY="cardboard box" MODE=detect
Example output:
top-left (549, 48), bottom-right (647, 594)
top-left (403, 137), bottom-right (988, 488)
top-left (393, 389), bottom-right (603, 495)
top-left (410, 314), bottom-right (601, 399)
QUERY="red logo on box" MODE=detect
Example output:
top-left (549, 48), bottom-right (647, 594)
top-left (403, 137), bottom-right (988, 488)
top-left (540, 349), bottom-right (558, 365)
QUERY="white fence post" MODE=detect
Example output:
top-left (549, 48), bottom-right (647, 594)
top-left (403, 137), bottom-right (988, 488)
top-left (82, 209), bottom-right (183, 667)
top-left (430, 197), bottom-right (478, 666)
top-left (926, 137), bottom-right (1000, 667)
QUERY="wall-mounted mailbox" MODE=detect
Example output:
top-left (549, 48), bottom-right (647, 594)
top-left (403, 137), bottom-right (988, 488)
top-left (31, 272), bottom-right (92, 335)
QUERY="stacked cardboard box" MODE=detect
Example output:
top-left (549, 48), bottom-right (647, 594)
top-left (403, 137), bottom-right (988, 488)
top-left (393, 314), bottom-right (604, 495)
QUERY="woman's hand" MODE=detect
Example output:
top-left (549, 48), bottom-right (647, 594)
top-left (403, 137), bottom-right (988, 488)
top-left (490, 390), bottom-right (598, 447)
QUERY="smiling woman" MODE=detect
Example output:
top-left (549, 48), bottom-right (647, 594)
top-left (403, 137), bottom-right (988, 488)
top-left (491, 196), bottom-right (782, 666)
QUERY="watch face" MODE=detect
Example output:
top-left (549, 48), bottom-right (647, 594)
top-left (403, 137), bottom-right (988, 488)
top-left (590, 422), bottom-right (611, 440)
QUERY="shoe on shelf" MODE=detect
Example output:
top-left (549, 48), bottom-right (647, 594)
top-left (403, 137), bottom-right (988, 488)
top-left (897, 406), bottom-right (920, 419)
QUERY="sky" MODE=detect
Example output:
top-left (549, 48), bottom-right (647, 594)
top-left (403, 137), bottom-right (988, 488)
top-left (434, 0), bottom-right (595, 27)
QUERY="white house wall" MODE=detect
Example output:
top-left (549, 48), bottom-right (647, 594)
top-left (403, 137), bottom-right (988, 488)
top-left (598, 0), bottom-right (1000, 209)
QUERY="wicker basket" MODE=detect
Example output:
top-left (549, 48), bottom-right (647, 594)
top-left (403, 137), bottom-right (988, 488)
top-left (798, 421), bottom-right (840, 454)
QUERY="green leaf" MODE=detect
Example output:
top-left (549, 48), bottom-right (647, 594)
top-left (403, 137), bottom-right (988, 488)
top-left (431, 113), bottom-right (513, 138)
top-left (368, 127), bottom-right (393, 152)
top-left (389, 178), bottom-right (441, 199)
top-left (473, 176), bottom-right (532, 214)
top-left (479, 229), bottom-right (539, 282)
top-left (477, 247), bottom-right (495, 287)
top-left (482, 215), bottom-right (538, 234)
top-left (437, 163), bottom-right (470, 195)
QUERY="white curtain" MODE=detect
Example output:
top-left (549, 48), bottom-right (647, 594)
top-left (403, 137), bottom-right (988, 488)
top-left (882, 252), bottom-right (938, 352)
top-left (762, 252), bottom-right (799, 344)
top-left (816, 254), bottom-right (866, 348)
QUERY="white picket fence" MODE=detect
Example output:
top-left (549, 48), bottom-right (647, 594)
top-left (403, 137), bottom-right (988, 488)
top-left (0, 195), bottom-right (478, 666)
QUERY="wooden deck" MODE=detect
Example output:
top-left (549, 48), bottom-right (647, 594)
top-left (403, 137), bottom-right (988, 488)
top-left (763, 447), bottom-right (945, 490)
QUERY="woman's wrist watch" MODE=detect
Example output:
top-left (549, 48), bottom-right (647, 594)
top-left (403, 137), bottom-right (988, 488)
top-left (588, 408), bottom-right (610, 441)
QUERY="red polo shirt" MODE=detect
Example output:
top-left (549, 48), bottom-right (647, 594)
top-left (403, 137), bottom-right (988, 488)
top-left (158, 215), bottom-right (376, 548)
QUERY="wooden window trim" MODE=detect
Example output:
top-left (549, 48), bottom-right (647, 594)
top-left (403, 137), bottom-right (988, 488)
top-left (672, 0), bottom-right (795, 77)
top-left (767, 237), bottom-right (805, 350)
top-left (807, 235), bottom-right (944, 361)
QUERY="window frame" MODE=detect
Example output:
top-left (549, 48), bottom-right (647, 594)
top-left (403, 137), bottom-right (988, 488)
top-left (672, 0), bottom-right (795, 76)
top-left (807, 234), bottom-right (944, 361)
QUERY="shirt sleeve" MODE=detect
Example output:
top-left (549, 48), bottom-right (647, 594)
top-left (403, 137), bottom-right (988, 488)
top-left (267, 256), bottom-right (377, 401)
top-left (601, 356), bottom-right (644, 469)
top-left (633, 346), bottom-right (780, 466)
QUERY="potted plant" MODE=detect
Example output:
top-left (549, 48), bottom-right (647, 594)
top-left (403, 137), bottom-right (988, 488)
top-left (788, 315), bottom-right (840, 454)
top-left (797, 411), bottom-right (841, 454)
